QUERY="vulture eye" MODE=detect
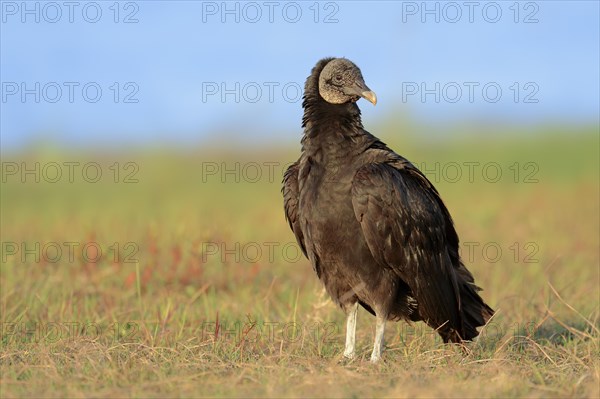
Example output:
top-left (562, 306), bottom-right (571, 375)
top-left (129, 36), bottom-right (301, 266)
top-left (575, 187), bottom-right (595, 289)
top-left (333, 74), bottom-right (343, 83)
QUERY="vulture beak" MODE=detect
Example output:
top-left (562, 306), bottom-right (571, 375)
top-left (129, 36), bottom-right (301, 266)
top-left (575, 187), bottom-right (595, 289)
top-left (360, 90), bottom-right (377, 106)
top-left (345, 80), bottom-right (377, 105)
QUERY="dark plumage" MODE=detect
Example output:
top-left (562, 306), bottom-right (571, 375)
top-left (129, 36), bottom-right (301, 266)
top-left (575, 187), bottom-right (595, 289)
top-left (283, 57), bottom-right (494, 362)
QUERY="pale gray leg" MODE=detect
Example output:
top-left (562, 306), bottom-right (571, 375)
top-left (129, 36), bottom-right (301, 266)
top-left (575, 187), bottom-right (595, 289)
top-left (343, 302), bottom-right (359, 359)
top-left (370, 315), bottom-right (386, 363)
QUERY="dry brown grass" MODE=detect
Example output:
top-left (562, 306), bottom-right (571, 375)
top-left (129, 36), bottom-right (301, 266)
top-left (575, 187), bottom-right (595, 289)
top-left (1, 133), bottom-right (598, 398)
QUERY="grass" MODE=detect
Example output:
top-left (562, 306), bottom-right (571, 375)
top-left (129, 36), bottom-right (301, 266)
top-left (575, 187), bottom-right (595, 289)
top-left (1, 128), bottom-right (599, 398)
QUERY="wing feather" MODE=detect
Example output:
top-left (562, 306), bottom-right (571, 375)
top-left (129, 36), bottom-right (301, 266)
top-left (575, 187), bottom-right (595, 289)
top-left (282, 162), bottom-right (307, 258)
top-left (351, 159), bottom-right (465, 340)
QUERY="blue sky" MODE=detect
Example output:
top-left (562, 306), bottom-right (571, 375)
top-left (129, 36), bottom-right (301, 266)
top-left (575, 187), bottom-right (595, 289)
top-left (1, 1), bottom-right (599, 150)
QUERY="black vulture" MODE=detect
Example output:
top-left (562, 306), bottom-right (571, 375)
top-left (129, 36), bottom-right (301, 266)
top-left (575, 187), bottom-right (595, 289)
top-left (282, 58), bottom-right (494, 362)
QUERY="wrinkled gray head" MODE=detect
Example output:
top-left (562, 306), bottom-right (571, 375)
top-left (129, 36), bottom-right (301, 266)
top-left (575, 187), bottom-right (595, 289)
top-left (318, 58), bottom-right (377, 105)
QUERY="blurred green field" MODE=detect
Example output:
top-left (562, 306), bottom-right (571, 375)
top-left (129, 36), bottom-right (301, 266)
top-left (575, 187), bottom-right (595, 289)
top-left (1, 128), bottom-right (599, 398)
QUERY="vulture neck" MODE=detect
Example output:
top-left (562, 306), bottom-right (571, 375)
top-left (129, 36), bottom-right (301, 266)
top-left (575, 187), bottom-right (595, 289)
top-left (300, 95), bottom-right (369, 162)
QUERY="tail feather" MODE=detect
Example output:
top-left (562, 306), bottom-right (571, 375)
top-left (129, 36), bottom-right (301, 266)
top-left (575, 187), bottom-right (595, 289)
top-left (438, 264), bottom-right (494, 343)
top-left (456, 264), bottom-right (494, 341)
top-left (460, 283), bottom-right (494, 340)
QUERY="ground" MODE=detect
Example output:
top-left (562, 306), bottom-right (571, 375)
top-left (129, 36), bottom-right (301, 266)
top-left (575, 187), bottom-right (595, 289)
top-left (1, 129), bottom-right (598, 398)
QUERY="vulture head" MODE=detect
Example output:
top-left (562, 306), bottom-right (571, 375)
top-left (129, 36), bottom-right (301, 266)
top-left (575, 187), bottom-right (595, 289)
top-left (318, 58), bottom-right (377, 106)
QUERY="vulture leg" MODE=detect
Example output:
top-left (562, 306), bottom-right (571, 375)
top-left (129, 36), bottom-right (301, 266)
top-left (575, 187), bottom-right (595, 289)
top-left (343, 302), bottom-right (359, 359)
top-left (370, 315), bottom-right (386, 363)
